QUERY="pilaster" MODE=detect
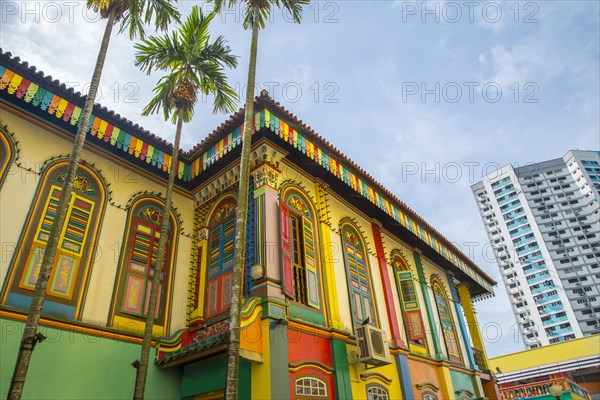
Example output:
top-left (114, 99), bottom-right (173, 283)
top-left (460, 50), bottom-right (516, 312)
top-left (413, 250), bottom-right (445, 360)
top-left (372, 222), bottom-right (405, 347)
top-left (447, 274), bottom-right (476, 370)
top-left (249, 143), bottom-right (286, 300)
top-left (314, 180), bottom-right (342, 330)
top-left (457, 284), bottom-right (490, 372)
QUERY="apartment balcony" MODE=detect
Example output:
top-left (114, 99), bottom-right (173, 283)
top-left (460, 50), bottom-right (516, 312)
top-left (503, 202), bottom-right (523, 214)
top-left (523, 263), bottom-right (548, 274)
top-left (546, 326), bottom-right (573, 337)
top-left (526, 272), bottom-right (550, 285)
top-left (531, 284), bottom-right (555, 295)
top-left (520, 253), bottom-right (543, 265)
top-left (495, 185), bottom-right (517, 198)
top-left (499, 193), bottom-right (519, 206)
top-left (518, 246), bottom-right (540, 257)
top-left (499, 378), bottom-right (591, 400)
top-left (505, 206), bottom-right (525, 218)
top-left (541, 314), bottom-right (569, 326)
top-left (538, 303), bottom-right (564, 316)
top-left (534, 292), bottom-right (560, 305)
top-left (513, 235), bottom-right (536, 247)
top-left (511, 226), bottom-right (533, 238)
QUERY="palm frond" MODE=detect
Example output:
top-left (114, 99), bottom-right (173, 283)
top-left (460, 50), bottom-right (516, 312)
top-left (136, 5), bottom-right (238, 123)
top-left (87, 0), bottom-right (181, 40)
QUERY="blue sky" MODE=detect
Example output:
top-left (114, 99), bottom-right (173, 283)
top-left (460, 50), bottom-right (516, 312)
top-left (1, 0), bottom-right (599, 357)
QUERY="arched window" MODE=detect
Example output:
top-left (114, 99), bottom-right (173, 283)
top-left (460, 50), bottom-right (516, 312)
top-left (431, 278), bottom-right (462, 363)
top-left (111, 197), bottom-right (177, 328)
top-left (392, 254), bottom-right (426, 347)
top-left (295, 377), bottom-right (327, 398)
top-left (367, 384), bottom-right (390, 400)
top-left (0, 126), bottom-right (16, 189)
top-left (280, 190), bottom-right (320, 308)
top-left (423, 393), bottom-right (438, 400)
top-left (1, 160), bottom-right (106, 320)
top-left (205, 197), bottom-right (236, 318)
top-left (341, 222), bottom-right (375, 327)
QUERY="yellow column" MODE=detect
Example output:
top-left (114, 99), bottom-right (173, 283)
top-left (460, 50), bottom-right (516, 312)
top-left (251, 318), bottom-right (272, 399)
top-left (439, 366), bottom-right (455, 400)
top-left (315, 181), bottom-right (341, 329)
top-left (189, 228), bottom-right (208, 324)
top-left (457, 284), bottom-right (490, 371)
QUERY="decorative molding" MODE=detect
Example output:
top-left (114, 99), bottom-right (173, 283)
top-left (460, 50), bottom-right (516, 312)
top-left (198, 227), bottom-right (209, 241)
top-left (359, 372), bottom-right (393, 385)
top-left (195, 165), bottom-right (240, 207)
top-left (0, 65), bottom-right (192, 180)
top-left (289, 361), bottom-right (334, 375)
top-left (389, 248), bottom-right (412, 271)
top-left (251, 163), bottom-right (280, 190)
top-left (416, 382), bottom-right (440, 392)
top-left (455, 389), bottom-right (475, 398)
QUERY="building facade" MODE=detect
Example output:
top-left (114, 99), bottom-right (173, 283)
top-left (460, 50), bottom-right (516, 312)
top-left (1, 51), bottom-right (497, 399)
top-left (472, 151), bottom-right (600, 349)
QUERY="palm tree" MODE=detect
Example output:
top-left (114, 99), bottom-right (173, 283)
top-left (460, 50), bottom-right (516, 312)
top-left (133, 7), bottom-right (238, 398)
top-left (206, 1), bottom-right (309, 398)
top-left (7, 2), bottom-right (180, 399)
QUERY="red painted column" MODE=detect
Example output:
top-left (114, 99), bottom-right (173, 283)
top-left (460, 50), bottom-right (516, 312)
top-left (371, 223), bottom-right (406, 348)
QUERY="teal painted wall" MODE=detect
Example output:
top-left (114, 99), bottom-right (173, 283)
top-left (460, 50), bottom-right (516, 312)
top-left (0, 318), bottom-right (181, 399)
top-left (181, 353), bottom-right (251, 399)
top-left (269, 323), bottom-right (290, 399)
top-left (449, 370), bottom-right (477, 398)
top-left (330, 338), bottom-right (352, 399)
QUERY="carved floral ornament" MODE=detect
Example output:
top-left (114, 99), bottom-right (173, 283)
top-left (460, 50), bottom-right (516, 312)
top-left (198, 227), bottom-right (209, 241)
top-left (193, 320), bottom-right (229, 343)
top-left (344, 227), bottom-right (360, 247)
top-left (251, 164), bottom-right (280, 190)
top-left (287, 194), bottom-right (310, 217)
top-left (213, 202), bottom-right (236, 224)
top-left (55, 171), bottom-right (96, 196)
top-left (252, 143), bottom-right (284, 169)
top-left (138, 205), bottom-right (164, 225)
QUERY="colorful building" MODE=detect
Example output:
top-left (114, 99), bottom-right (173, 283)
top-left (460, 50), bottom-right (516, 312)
top-left (490, 336), bottom-right (597, 400)
top-left (1, 50), bottom-right (498, 399)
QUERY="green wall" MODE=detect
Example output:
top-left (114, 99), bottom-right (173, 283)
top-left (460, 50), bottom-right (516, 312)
top-left (449, 370), bottom-right (477, 398)
top-left (181, 353), bottom-right (251, 399)
top-left (1, 318), bottom-right (181, 399)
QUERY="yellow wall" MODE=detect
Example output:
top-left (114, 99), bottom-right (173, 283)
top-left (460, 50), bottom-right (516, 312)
top-left (347, 347), bottom-right (403, 400)
top-left (489, 335), bottom-right (600, 373)
top-left (0, 111), bottom-right (194, 336)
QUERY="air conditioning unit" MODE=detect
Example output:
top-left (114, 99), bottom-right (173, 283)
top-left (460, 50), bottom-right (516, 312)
top-left (356, 325), bottom-right (391, 366)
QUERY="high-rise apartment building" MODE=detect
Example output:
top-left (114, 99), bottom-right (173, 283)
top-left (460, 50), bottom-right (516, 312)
top-left (472, 150), bottom-right (600, 348)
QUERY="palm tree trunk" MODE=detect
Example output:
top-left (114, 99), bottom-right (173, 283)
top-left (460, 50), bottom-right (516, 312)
top-left (134, 110), bottom-right (183, 400)
top-left (225, 7), bottom-right (260, 400)
top-left (7, 10), bottom-right (116, 400)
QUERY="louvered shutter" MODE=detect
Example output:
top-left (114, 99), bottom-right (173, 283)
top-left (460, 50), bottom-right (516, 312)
top-left (302, 216), bottom-right (319, 308)
top-left (280, 202), bottom-right (294, 297)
